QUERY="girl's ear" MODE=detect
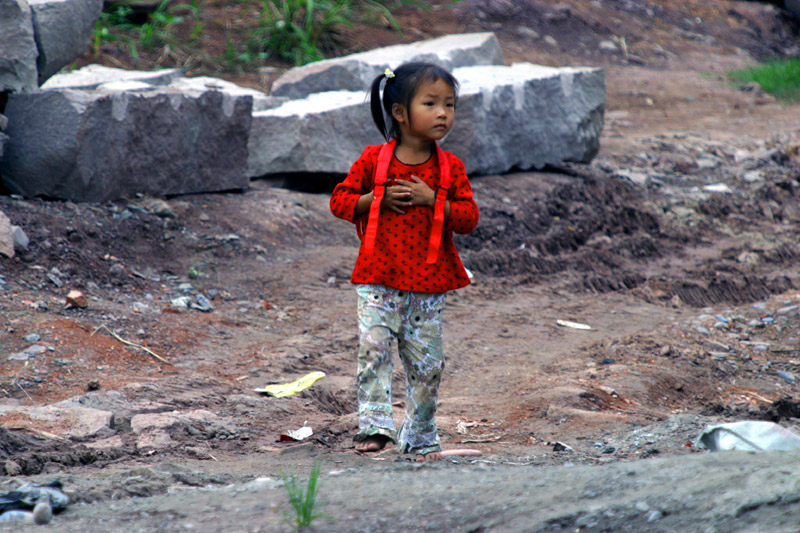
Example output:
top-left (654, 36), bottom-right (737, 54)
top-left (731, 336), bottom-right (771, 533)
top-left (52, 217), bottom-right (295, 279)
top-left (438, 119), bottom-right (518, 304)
top-left (391, 103), bottom-right (407, 124)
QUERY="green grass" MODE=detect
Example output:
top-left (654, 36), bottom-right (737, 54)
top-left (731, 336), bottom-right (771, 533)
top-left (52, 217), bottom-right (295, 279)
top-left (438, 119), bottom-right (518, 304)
top-left (282, 459), bottom-right (327, 530)
top-left (728, 58), bottom-right (800, 102)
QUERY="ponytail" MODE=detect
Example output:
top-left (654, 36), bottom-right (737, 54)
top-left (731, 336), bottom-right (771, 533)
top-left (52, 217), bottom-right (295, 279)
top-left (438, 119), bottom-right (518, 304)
top-left (369, 73), bottom-right (390, 141)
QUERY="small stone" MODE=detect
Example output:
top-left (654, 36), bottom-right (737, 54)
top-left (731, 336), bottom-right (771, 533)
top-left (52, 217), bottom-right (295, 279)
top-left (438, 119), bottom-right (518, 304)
top-left (777, 305), bottom-right (799, 316)
top-left (66, 290), bottom-right (89, 308)
top-left (12, 226), bottom-right (29, 250)
top-left (515, 26), bottom-right (539, 40)
top-left (109, 264), bottom-right (127, 277)
top-left (326, 276), bottom-right (336, 284)
top-left (23, 333), bottom-right (41, 342)
top-left (696, 327), bottom-right (711, 335)
top-left (544, 35), bottom-right (558, 47)
top-left (193, 295), bottom-right (214, 312)
top-left (635, 501), bottom-right (649, 512)
top-left (599, 40), bottom-right (617, 51)
top-left (647, 510), bottom-right (663, 522)
top-left (171, 296), bottom-right (192, 310)
top-left (601, 358), bottom-right (616, 365)
top-left (86, 380), bottom-right (101, 391)
top-left (32, 501), bottom-right (52, 525)
top-left (778, 371), bottom-right (795, 384)
top-left (4, 460), bottom-right (22, 476)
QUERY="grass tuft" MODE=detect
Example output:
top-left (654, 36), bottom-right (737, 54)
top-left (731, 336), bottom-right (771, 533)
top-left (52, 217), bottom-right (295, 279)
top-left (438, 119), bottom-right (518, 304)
top-left (728, 58), bottom-right (800, 102)
top-left (282, 459), bottom-right (327, 530)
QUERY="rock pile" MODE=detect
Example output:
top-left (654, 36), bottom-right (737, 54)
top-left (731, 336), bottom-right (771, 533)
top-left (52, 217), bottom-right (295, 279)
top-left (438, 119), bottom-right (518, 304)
top-left (0, 25), bottom-right (605, 201)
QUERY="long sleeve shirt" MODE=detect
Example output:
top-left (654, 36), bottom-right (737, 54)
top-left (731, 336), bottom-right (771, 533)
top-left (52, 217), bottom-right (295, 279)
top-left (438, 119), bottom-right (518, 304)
top-left (330, 144), bottom-right (479, 293)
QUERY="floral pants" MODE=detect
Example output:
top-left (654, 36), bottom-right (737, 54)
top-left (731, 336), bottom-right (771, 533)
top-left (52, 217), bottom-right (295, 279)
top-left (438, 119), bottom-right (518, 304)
top-left (354, 284), bottom-right (447, 455)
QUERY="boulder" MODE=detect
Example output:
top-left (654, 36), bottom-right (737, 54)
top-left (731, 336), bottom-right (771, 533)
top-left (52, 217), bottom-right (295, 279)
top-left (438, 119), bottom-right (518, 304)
top-left (0, 84), bottom-right (253, 201)
top-left (0, 0), bottom-right (38, 93)
top-left (0, 209), bottom-right (14, 258)
top-left (28, 0), bottom-right (103, 84)
top-left (0, 132), bottom-right (8, 160)
top-left (271, 32), bottom-right (504, 99)
top-left (0, 405), bottom-right (112, 440)
top-left (40, 64), bottom-right (185, 90)
top-left (448, 63), bottom-right (605, 175)
top-left (168, 75), bottom-right (286, 111)
top-left (247, 63), bottom-right (604, 178)
top-left (787, 0), bottom-right (800, 23)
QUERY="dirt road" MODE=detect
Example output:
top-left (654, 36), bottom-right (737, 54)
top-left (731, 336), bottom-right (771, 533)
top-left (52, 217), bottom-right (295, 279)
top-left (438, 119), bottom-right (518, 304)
top-left (2, 1), bottom-right (800, 531)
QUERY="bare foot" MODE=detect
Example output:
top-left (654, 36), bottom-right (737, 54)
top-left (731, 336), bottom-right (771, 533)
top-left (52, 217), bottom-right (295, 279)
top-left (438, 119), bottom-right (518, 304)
top-left (416, 449), bottom-right (482, 462)
top-left (415, 451), bottom-right (442, 462)
top-left (355, 435), bottom-right (391, 452)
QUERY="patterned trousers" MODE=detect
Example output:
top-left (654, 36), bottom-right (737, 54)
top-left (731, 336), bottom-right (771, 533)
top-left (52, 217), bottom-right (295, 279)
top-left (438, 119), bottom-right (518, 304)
top-left (354, 284), bottom-right (447, 455)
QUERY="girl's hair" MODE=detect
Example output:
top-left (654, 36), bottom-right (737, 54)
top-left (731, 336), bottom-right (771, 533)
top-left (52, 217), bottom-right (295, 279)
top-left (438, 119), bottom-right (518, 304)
top-left (369, 62), bottom-right (459, 141)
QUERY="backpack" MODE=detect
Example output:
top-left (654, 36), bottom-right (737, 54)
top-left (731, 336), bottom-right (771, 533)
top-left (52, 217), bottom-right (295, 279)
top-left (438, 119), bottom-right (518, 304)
top-left (356, 138), bottom-right (451, 264)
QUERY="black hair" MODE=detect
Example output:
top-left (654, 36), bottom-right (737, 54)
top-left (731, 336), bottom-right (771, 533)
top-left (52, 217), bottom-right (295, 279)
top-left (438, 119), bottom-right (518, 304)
top-left (369, 62), bottom-right (460, 142)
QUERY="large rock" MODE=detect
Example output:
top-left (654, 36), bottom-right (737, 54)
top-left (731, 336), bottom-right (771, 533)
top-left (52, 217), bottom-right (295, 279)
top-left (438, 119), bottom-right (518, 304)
top-left (448, 63), bottom-right (604, 174)
top-left (28, 0), bottom-right (105, 84)
top-left (0, 404), bottom-right (112, 440)
top-left (787, 0), bottom-right (800, 22)
top-left (0, 209), bottom-right (14, 258)
top-left (40, 64), bottom-right (185, 90)
top-left (247, 63), bottom-right (604, 178)
top-left (0, 84), bottom-right (253, 201)
top-left (271, 32), bottom-right (504, 99)
top-left (0, 0), bottom-right (38, 93)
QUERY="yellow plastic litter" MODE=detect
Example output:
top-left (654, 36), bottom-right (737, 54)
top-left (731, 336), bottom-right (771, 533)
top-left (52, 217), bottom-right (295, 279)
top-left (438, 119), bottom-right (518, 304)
top-left (254, 371), bottom-right (326, 397)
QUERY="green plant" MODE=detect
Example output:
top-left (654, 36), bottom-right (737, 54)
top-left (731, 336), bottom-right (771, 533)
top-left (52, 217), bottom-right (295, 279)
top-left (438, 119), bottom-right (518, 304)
top-left (282, 459), bottom-right (326, 530)
top-left (728, 58), bottom-right (800, 102)
top-left (249, 0), bottom-right (354, 65)
top-left (93, 4), bottom-right (139, 60)
top-left (93, 0), bottom-right (203, 62)
top-left (138, 0), bottom-right (184, 50)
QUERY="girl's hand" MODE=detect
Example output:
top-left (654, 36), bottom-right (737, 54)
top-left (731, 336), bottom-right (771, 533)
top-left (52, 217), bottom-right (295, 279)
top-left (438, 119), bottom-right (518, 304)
top-left (395, 175), bottom-right (435, 208)
top-left (381, 184), bottom-right (413, 214)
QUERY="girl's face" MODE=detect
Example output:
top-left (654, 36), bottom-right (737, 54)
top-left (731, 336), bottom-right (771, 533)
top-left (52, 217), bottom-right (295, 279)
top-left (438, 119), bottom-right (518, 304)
top-left (393, 78), bottom-right (455, 145)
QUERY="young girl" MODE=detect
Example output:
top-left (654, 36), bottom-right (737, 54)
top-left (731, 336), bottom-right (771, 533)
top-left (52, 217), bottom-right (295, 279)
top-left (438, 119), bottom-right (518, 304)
top-left (330, 62), bottom-right (479, 461)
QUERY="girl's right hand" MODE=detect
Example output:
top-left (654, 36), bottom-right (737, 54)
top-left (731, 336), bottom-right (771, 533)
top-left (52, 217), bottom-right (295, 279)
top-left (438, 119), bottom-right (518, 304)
top-left (381, 185), bottom-right (413, 214)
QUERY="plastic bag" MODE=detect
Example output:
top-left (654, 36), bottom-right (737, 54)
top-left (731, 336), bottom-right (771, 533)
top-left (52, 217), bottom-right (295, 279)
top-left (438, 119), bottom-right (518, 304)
top-left (697, 421), bottom-right (800, 452)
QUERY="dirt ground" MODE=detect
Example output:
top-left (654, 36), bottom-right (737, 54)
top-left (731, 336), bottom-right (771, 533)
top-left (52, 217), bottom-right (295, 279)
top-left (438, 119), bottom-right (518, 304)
top-left (3, 0), bottom-right (800, 531)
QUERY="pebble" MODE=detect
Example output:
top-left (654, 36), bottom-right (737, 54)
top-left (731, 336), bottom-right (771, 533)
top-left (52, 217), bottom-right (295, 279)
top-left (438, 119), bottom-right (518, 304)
top-left (777, 305), bottom-right (799, 315)
top-left (193, 295), bottom-right (214, 312)
top-left (696, 327), bottom-right (711, 335)
top-left (647, 510), bottom-right (663, 522)
top-left (23, 333), bottom-right (41, 342)
top-left (778, 371), bottom-right (795, 384)
top-left (171, 296), bottom-right (192, 310)
top-left (32, 501), bottom-right (52, 525)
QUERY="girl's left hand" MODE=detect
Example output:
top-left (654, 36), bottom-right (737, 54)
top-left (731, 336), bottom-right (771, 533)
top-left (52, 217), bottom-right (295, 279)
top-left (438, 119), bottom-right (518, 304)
top-left (395, 175), bottom-right (435, 208)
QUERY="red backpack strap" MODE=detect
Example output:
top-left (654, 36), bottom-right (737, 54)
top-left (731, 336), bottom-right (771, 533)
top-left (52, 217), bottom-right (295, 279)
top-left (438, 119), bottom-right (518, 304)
top-left (361, 139), bottom-right (396, 255)
top-left (426, 142), bottom-right (451, 264)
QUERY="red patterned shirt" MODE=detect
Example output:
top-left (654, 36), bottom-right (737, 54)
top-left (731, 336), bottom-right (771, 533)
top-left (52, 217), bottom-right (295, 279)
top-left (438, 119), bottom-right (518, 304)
top-left (330, 144), bottom-right (479, 293)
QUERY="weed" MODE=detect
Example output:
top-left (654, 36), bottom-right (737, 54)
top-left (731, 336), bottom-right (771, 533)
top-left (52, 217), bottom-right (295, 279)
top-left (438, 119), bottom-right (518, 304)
top-left (93, 0), bottom-right (202, 62)
top-left (249, 0), bottom-right (353, 65)
top-left (728, 58), bottom-right (800, 102)
top-left (282, 459), bottom-right (327, 530)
